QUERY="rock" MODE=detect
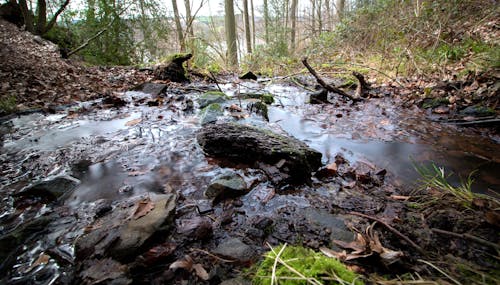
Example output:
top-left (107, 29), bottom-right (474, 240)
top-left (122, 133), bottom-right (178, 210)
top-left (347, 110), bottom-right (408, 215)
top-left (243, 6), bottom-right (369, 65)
top-left (241, 93), bottom-right (275, 104)
top-left (79, 258), bottom-right (131, 285)
top-left (205, 173), bottom-right (248, 201)
top-left (15, 176), bottom-right (80, 205)
top-left (153, 53), bottom-right (192, 82)
top-left (198, 91), bottom-right (228, 109)
top-left (110, 194), bottom-right (177, 261)
top-left (460, 105), bottom-right (495, 117)
top-left (247, 101), bottom-right (269, 121)
top-left (213, 238), bottom-right (255, 262)
top-left (130, 82), bottom-right (167, 96)
top-left (177, 216), bottom-right (213, 240)
top-left (239, 71), bottom-right (258, 80)
top-left (76, 194), bottom-right (177, 262)
top-left (220, 277), bottom-right (252, 285)
top-left (197, 123), bottom-right (322, 184)
top-left (309, 88), bottom-right (329, 104)
top-left (199, 103), bottom-right (223, 125)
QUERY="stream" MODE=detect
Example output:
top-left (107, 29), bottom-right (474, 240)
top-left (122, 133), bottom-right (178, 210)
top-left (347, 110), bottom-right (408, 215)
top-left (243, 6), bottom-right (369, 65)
top-left (0, 79), bottom-right (499, 284)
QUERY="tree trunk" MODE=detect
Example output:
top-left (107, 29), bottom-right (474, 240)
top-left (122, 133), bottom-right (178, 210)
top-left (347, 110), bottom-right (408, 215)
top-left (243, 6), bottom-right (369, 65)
top-left (250, 0), bottom-right (255, 51)
top-left (263, 0), bottom-right (269, 44)
top-left (17, 0), bottom-right (33, 32)
top-left (336, 0), bottom-right (345, 21)
top-left (171, 0), bottom-right (185, 51)
top-left (184, 0), bottom-right (193, 51)
top-left (311, 0), bottom-right (316, 36)
top-left (35, 0), bottom-right (46, 35)
top-left (243, 0), bottom-right (252, 54)
top-left (290, 0), bottom-right (298, 52)
top-left (224, 0), bottom-right (238, 67)
top-left (317, 0), bottom-right (322, 34)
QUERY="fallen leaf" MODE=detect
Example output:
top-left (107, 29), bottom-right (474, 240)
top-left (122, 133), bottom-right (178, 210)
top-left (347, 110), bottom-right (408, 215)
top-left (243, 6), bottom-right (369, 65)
top-left (192, 263), bottom-right (209, 280)
top-left (169, 255), bottom-right (193, 270)
top-left (125, 118), bottom-right (142, 126)
top-left (390, 195), bottom-right (410, 201)
top-left (133, 198), bottom-right (155, 220)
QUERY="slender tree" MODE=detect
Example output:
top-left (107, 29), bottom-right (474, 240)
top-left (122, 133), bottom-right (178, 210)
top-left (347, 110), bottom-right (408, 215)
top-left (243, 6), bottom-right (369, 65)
top-left (290, 0), bottom-right (298, 52)
top-left (171, 0), bottom-right (185, 51)
top-left (243, 0), bottom-right (252, 53)
top-left (224, 0), bottom-right (238, 67)
top-left (263, 0), bottom-right (269, 44)
top-left (250, 0), bottom-right (256, 50)
top-left (17, 0), bottom-right (70, 35)
top-left (336, 0), bottom-right (345, 20)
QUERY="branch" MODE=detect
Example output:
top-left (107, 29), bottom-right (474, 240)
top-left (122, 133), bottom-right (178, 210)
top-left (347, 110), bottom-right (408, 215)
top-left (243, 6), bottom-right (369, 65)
top-left (431, 228), bottom-right (500, 251)
top-left (301, 57), bottom-right (359, 101)
top-left (44, 0), bottom-right (71, 34)
top-left (349, 211), bottom-right (426, 255)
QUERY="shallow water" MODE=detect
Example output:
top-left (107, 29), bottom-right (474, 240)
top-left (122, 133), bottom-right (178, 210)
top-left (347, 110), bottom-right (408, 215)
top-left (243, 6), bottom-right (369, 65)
top-left (0, 81), bottom-right (499, 283)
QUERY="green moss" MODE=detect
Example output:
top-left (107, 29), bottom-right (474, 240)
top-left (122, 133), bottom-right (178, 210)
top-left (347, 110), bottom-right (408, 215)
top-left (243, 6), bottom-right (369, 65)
top-left (243, 93), bottom-right (275, 105)
top-left (199, 103), bottom-right (223, 125)
top-left (198, 91), bottom-right (229, 108)
top-left (422, 97), bottom-right (449, 109)
top-left (253, 245), bottom-right (364, 285)
top-left (0, 96), bottom-right (17, 114)
top-left (203, 91), bottom-right (228, 98)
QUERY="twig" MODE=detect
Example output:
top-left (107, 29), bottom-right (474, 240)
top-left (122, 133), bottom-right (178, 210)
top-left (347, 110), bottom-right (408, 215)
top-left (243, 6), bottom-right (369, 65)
top-left (417, 259), bottom-right (462, 285)
top-left (301, 57), bottom-right (359, 101)
top-left (208, 71), bottom-right (223, 92)
top-left (271, 243), bottom-right (287, 285)
top-left (431, 228), bottom-right (500, 251)
top-left (348, 211), bottom-right (426, 255)
top-left (190, 248), bottom-right (238, 263)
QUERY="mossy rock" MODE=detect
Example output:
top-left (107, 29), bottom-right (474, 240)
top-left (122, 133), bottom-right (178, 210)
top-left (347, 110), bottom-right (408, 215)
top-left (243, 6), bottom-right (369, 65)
top-left (199, 103), bottom-right (223, 125)
top-left (248, 101), bottom-right (269, 121)
top-left (198, 91), bottom-right (229, 109)
top-left (242, 93), bottom-right (275, 104)
top-left (422, 97), bottom-right (449, 109)
top-left (253, 245), bottom-right (364, 285)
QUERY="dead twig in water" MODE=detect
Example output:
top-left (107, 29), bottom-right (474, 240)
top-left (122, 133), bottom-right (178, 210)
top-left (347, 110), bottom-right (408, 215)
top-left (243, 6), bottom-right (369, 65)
top-left (208, 71), bottom-right (223, 93)
top-left (431, 228), bottom-right (500, 251)
top-left (190, 248), bottom-right (238, 263)
top-left (301, 57), bottom-right (360, 101)
top-left (348, 211), bottom-right (426, 255)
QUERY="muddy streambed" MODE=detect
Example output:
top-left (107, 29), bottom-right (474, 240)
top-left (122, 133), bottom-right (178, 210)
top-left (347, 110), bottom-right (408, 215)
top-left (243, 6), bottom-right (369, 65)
top-left (0, 80), bottom-right (499, 284)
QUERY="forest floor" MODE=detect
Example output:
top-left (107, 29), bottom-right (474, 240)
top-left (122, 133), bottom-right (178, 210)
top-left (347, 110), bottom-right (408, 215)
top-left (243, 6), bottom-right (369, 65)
top-left (1, 18), bottom-right (499, 285)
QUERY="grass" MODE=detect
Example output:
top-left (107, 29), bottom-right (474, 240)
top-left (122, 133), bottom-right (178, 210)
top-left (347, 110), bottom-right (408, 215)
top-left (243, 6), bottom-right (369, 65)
top-left (412, 162), bottom-right (498, 208)
top-left (253, 244), bottom-right (364, 285)
top-left (0, 96), bottom-right (17, 114)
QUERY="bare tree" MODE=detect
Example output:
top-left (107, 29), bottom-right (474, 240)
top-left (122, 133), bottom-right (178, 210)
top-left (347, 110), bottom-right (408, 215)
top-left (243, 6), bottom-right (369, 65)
top-left (263, 0), bottom-right (269, 44)
top-left (290, 0), bottom-right (298, 52)
top-left (17, 0), bottom-right (70, 35)
top-left (336, 0), bottom-right (345, 20)
top-left (171, 0), bottom-right (185, 51)
top-left (250, 0), bottom-right (256, 50)
top-left (243, 0), bottom-right (252, 53)
top-left (224, 0), bottom-right (238, 67)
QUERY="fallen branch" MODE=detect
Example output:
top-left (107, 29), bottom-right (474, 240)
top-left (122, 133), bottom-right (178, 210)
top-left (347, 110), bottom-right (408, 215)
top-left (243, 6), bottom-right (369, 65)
top-left (431, 228), bottom-right (500, 251)
top-left (348, 211), bottom-right (426, 255)
top-left (353, 71), bottom-right (371, 98)
top-left (301, 57), bottom-right (359, 101)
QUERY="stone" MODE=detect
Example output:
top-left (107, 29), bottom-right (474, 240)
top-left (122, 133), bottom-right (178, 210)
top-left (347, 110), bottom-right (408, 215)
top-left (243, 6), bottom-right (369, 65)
top-left (110, 194), bottom-right (177, 261)
top-left (460, 105), bottom-right (495, 117)
top-left (130, 82), bottom-right (167, 96)
top-left (309, 88), bottom-right (329, 104)
top-left (205, 173), bottom-right (248, 201)
top-left (199, 103), bottom-right (223, 125)
top-left (213, 238), bottom-right (255, 262)
top-left (197, 123), bottom-right (322, 184)
top-left (177, 216), bottom-right (213, 240)
top-left (239, 71), bottom-right (258, 80)
top-left (198, 91), bottom-right (228, 109)
top-left (241, 93), bottom-right (274, 104)
top-left (15, 176), bottom-right (80, 205)
top-left (247, 101), bottom-right (269, 121)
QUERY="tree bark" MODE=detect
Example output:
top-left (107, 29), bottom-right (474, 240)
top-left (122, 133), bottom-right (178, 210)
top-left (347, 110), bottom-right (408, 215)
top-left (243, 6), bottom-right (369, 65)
top-left (336, 0), bottom-right (345, 21)
top-left (243, 0), bottom-right (252, 53)
top-left (290, 0), bottom-right (298, 52)
top-left (250, 0), bottom-right (255, 51)
top-left (224, 0), bottom-right (238, 67)
top-left (171, 0), bottom-right (185, 51)
top-left (43, 0), bottom-right (70, 34)
top-left (17, 0), bottom-right (33, 32)
top-left (263, 0), bottom-right (269, 44)
top-left (310, 0), bottom-right (316, 36)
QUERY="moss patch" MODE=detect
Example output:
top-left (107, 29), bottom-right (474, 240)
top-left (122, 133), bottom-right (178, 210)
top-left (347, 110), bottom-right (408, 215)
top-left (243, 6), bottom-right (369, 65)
top-left (253, 245), bottom-right (363, 285)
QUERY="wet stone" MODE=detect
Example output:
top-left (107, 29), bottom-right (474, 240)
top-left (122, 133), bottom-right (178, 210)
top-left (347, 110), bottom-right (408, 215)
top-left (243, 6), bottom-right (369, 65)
top-left (130, 82), bottom-right (167, 97)
top-left (220, 277), bottom-right (252, 285)
top-left (309, 88), bottom-right (329, 104)
top-left (199, 103), bottom-right (223, 125)
top-left (205, 173), bottom-right (248, 201)
top-left (213, 238), bottom-right (255, 262)
top-left (197, 123), bottom-right (322, 185)
top-left (198, 91), bottom-right (228, 109)
top-left (15, 176), bottom-right (80, 205)
top-left (177, 216), bottom-right (213, 240)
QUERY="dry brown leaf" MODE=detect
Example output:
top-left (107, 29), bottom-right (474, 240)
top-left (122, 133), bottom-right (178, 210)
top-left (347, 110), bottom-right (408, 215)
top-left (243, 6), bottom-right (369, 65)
top-left (169, 255), bottom-right (193, 270)
top-left (133, 198), bottom-right (155, 220)
top-left (125, 118), bottom-right (142, 126)
top-left (192, 263), bottom-right (209, 280)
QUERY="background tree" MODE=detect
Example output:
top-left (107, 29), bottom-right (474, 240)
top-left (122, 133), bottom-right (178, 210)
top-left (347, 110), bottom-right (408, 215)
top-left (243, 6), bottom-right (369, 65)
top-left (172, 0), bottom-right (185, 51)
top-left (290, 0), bottom-right (297, 53)
top-left (16, 0), bottom-right (70, 35)
top-left (243, 0), bottom-right (252, 54)
top-left (224, 0), bottom-right (238, 67)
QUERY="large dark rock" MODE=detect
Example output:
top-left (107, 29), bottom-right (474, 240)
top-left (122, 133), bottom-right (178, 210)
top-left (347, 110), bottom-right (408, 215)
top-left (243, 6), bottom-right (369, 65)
top-left (15, 176), bottom-right (80, 206)
top-left (153, 53), bottom-right (192, 82)
top-left (197, 123), bottom-right (322, 184)
top-left (130, 82), bottom-right (168, 97)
